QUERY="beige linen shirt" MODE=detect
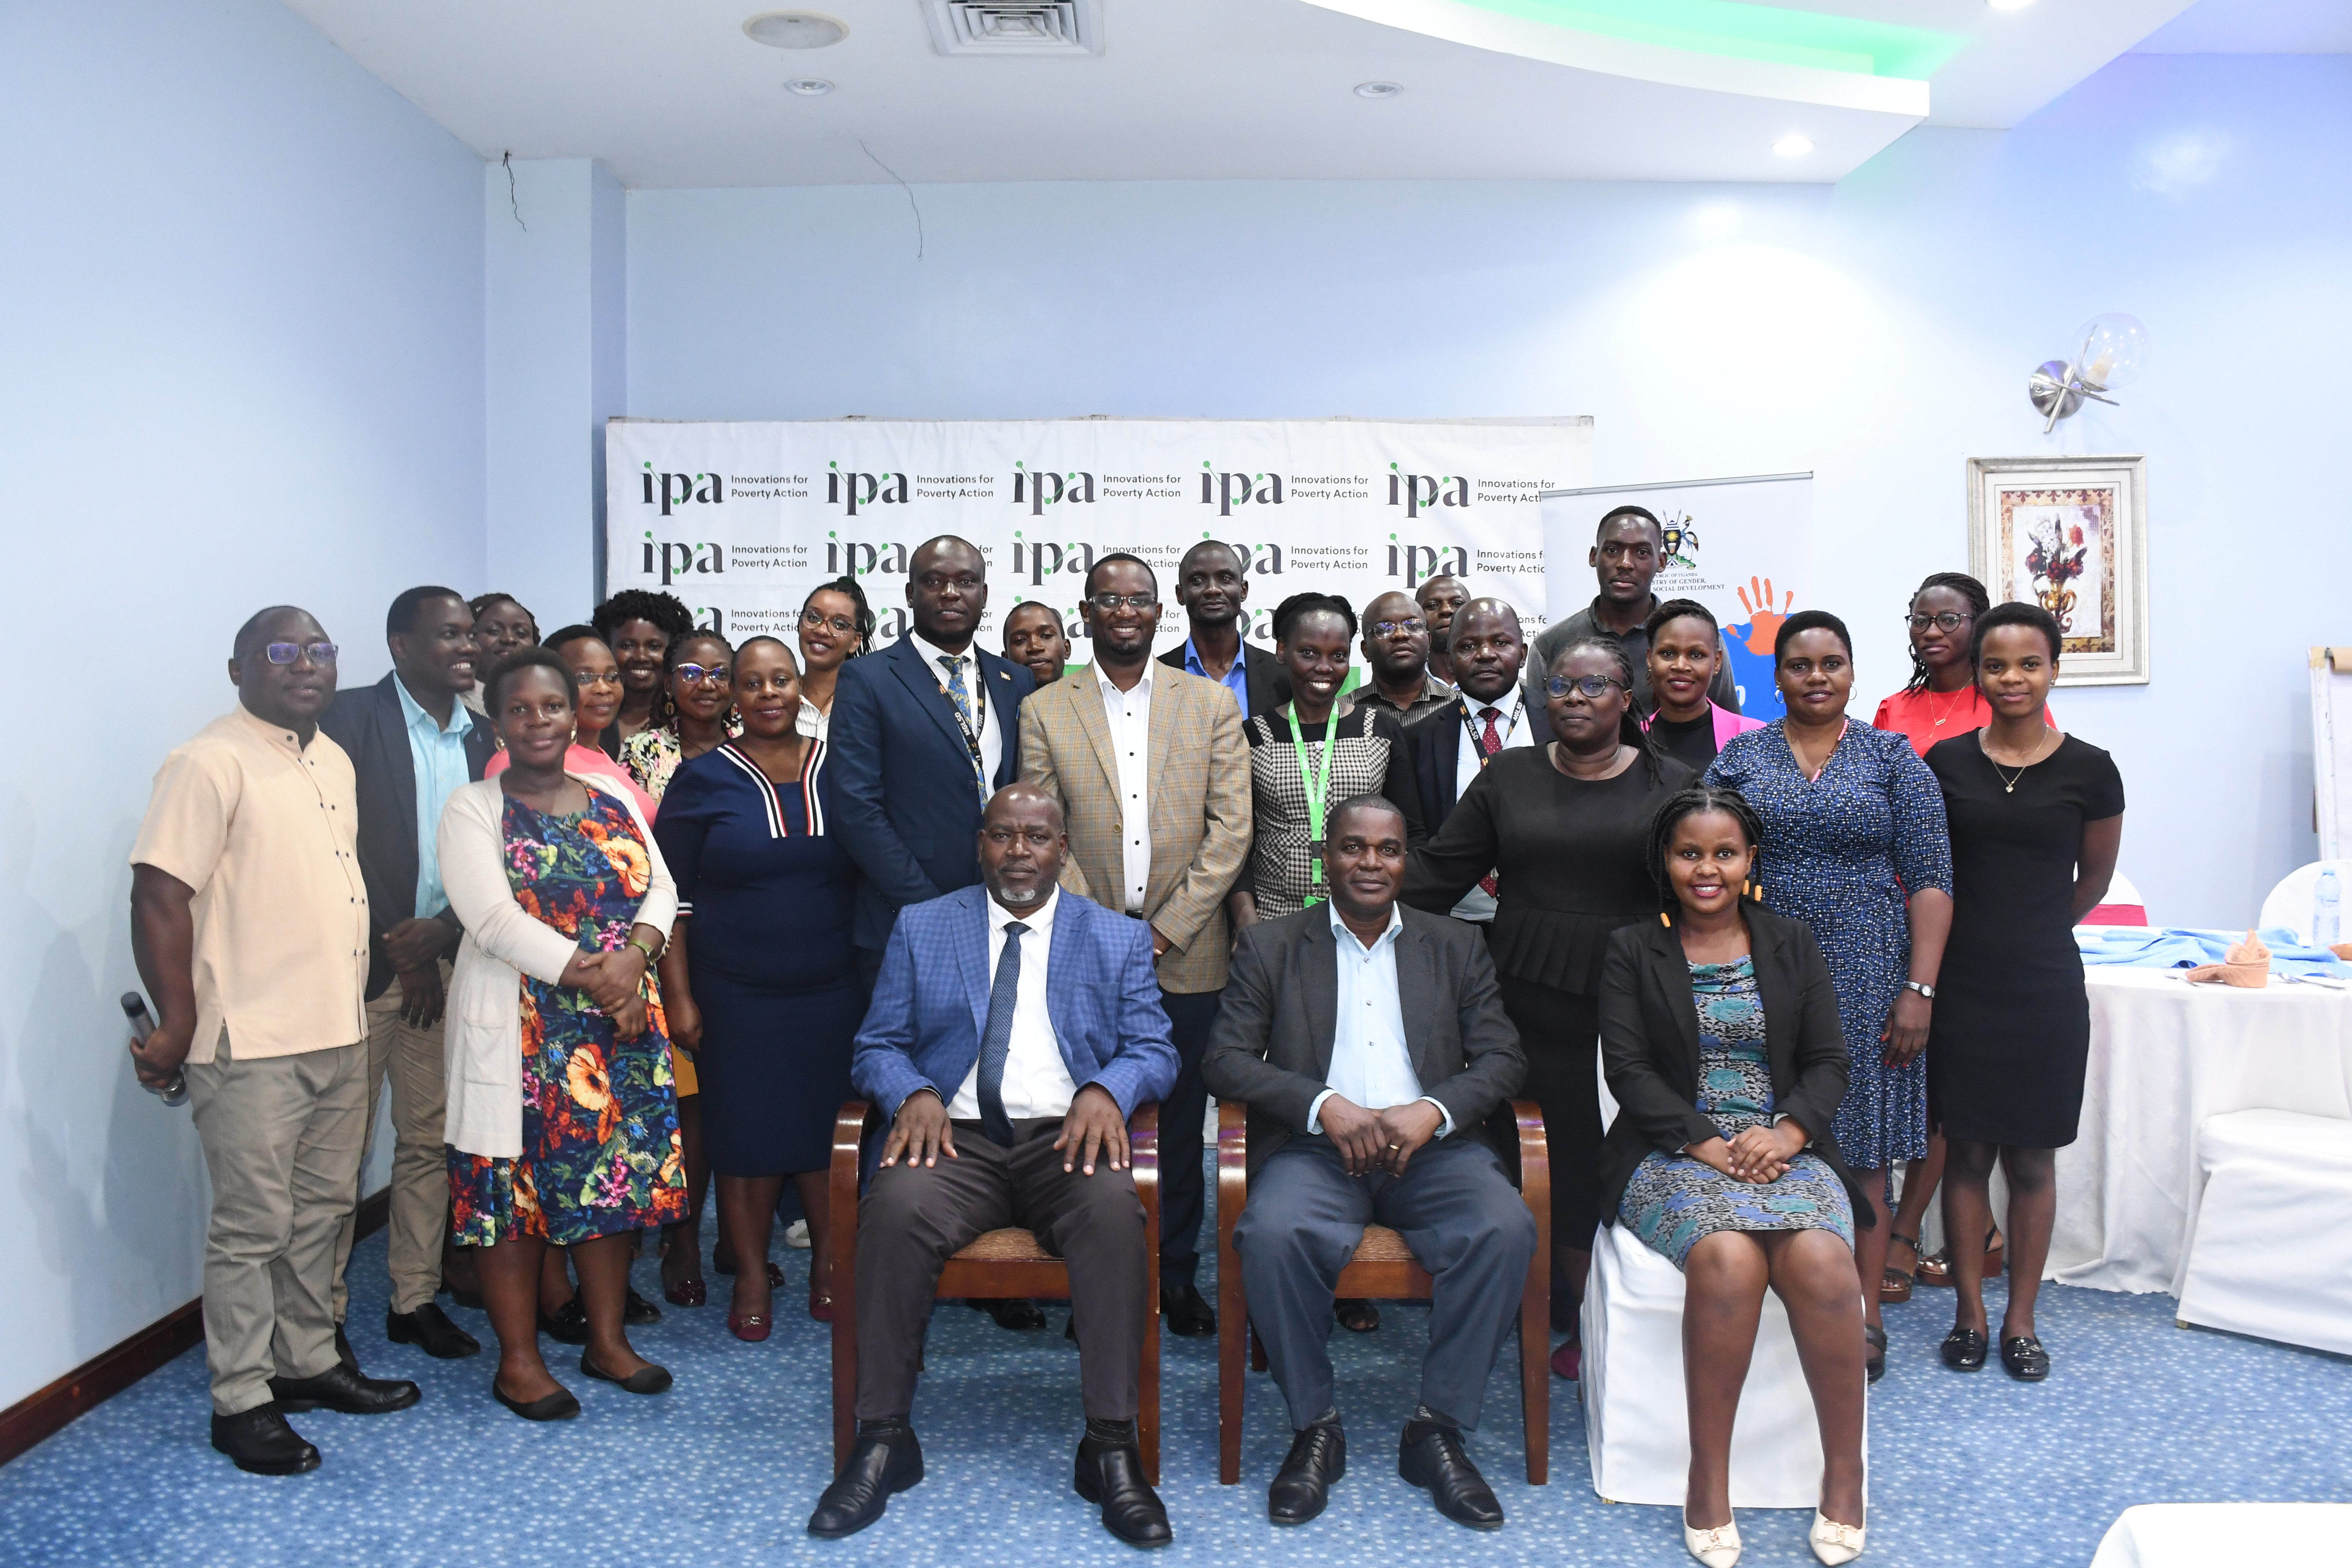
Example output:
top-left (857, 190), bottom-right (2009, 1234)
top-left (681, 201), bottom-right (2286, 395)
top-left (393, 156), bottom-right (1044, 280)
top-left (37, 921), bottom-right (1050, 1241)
top-left (129, 706), bottom-right (370, 1063)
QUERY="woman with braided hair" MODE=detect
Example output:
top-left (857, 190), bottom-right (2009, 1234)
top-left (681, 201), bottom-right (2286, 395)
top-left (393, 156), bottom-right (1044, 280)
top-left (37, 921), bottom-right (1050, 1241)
top-left (1405, 635), bottom-right (1695, 1380)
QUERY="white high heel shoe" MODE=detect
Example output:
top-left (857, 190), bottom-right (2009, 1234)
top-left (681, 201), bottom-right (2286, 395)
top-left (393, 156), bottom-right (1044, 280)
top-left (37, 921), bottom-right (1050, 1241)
top-left (1810, 1510), bottom-right (1866, 1564)
top-left (1683, 1516), bottom-right (1741, 1567)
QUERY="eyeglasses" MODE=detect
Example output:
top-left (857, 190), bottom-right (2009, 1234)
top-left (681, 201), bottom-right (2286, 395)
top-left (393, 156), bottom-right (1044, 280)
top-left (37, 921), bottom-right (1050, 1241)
top-left (675, 663), bottom-right (731, 685)
top-left (1905, 612), bottom-right (1973, 632)
top-left (1371, 618), bottom-right (1427, 638)
top-left (1546, 673), bottom-right (1626, 699)
top-left (1088, 593), bottom-right (1159, 612)
top-left (801, 607), bottom-right (859, 635)
top-left (571, 669), bottom-right (624, 688)
top-left (263, 642), bottom-right (338, 665)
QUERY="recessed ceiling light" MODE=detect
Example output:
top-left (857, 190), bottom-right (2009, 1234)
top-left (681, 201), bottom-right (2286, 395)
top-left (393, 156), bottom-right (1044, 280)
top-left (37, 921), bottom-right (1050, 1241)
top-left (744, 11), bottom-right (849, 49)
top-left (784, 77), bottom-right (835, 95)
top-left (1773, 133), bottom-right (1815, 157)
top-left (1987, 0), bottom-right (2036, 11)
top-left (1355, 80), bottom-right (1404, 99)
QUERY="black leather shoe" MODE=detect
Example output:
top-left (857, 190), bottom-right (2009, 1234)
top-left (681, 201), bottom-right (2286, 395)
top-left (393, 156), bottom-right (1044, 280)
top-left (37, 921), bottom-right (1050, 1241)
top-left (2001, 1334), bottom-right (2050, 1381)
top-left (492, 1379), bottom-right (580, 1421)
top-left (333, 1324), bottom-right (357, 1372)
top-left (580, 1352), bottom-right (672, 1394)
top-left (1941, 1326), bottom-right (1989, 1372)
top-left (624, 1286), bottom-right (662, 1326)
top-left (267, 1361), bottom-right (421, 1416)
top-left (539, 1298), bottom-right (590, 1345)
top-left (808, 1420), bottom-right (924, 1539)
top-left (1399, 1420), bottom-right (1503, 1530)
top-left (1268, 1420), bottom-right (1346, 1525)
top-left (1074, 1424), bottom-right (1173, 1548)
top-left (1161, 1280), bottom-right (1215, 1338)
top-left (972, 1297), bottom-right (1048, 1330)
top-left (387, 1302), bottom-right (481, 1360)
top-left (210, 1405), bottom-right (321, 1475)
top-left (1864, 1322), bottom-right (1888, 1385)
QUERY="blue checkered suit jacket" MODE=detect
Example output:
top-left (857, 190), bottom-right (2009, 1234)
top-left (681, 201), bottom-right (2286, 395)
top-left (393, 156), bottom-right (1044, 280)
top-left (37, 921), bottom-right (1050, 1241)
top-left (851, 884), bottom-right (1178, 1119)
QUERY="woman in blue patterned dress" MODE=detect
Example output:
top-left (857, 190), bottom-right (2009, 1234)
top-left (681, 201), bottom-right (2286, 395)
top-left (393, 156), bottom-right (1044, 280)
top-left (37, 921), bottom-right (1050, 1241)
top-left (1703, 610), bottom-right (1951, 1387)
top-left (442, 649), bottom-right (687, 1419)
top-left (1598, 786), bottom-right (1871, 1568)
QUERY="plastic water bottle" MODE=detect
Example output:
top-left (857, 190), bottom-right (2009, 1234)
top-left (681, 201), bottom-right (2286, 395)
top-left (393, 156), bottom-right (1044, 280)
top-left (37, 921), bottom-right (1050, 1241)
top-left (2315, 868), bottom-right (2341, 947)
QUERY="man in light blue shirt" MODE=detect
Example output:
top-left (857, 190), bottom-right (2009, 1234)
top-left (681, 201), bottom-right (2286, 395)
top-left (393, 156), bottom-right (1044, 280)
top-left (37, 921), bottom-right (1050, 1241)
top-left (1156, 540), bottom-right (1288, 718)
top-left (1204, 795), bottom-right (1534, 1532)
top-left (395, 672), bottom-right (473, 923)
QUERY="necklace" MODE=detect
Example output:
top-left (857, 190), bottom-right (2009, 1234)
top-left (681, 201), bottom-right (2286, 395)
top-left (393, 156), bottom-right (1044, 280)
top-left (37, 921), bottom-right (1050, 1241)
top-left (1981, 724), bottom-right (2052, 793)
top-left (1927, 686), bottom-right (1973, 730)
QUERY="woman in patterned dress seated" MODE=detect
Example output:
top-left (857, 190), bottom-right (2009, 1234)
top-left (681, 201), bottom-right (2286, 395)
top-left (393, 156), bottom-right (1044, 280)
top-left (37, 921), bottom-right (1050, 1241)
top-left (1598, 787), bottom-right (1872, 1568)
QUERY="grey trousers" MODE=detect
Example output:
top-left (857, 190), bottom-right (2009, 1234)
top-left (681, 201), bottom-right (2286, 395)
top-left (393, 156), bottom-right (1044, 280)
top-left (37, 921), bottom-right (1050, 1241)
top-left (331, 965), bottom-right (451, 1318)
top-left (855, 1117), bottom-right (1148, 1422)
top-left (185, 1032), bottom-right (369, 1415)
top-left (1233, 1136), bottom-right (1536, 1432)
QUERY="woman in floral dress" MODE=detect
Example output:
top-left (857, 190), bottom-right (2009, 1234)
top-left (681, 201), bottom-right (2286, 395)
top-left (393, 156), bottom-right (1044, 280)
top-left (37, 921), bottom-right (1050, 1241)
top-left (441, 648), bottom-right (686, 1419)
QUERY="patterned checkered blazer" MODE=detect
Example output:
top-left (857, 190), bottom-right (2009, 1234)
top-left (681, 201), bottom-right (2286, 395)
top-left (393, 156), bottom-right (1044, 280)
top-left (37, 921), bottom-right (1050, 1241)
top-left (1017, 663), bottom-right (1252, 996)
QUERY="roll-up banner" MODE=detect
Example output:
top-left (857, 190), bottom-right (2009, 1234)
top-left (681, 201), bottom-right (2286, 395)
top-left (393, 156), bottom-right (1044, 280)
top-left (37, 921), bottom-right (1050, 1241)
top-left (605, 417), bottom-right (1592, 658)
top-left (1541, 473), bottom-right (1815, 721)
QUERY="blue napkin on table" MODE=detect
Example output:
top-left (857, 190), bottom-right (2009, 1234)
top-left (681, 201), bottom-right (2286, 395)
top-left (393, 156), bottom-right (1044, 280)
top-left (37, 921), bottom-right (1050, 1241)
top-left (2075, 926), bottom-right (2352, 980)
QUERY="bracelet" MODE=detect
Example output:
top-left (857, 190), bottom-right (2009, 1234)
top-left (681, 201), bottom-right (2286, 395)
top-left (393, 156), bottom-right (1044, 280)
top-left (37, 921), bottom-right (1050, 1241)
top-left (627, 934), bottom-right (662, 964)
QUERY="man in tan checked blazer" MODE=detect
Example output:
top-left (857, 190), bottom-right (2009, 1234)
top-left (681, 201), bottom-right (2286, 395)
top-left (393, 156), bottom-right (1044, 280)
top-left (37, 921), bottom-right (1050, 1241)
top-left (1018, 551), bottom-right (1252, 1336)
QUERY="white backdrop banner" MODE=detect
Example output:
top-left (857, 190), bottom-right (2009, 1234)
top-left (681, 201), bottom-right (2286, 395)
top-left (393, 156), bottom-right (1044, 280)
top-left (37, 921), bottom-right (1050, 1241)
top-left (1541, 473), bottom-right (1814, 721)
top-left (604, 417), bottom-right (1591, 656)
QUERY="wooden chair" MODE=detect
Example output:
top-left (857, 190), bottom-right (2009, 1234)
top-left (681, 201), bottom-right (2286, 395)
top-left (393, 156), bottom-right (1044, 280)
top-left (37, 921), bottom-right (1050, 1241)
top-left (1214, 1100), bottom-right (1551, 1486)
top-left (827, 1100), bottom-right (1163, 1484)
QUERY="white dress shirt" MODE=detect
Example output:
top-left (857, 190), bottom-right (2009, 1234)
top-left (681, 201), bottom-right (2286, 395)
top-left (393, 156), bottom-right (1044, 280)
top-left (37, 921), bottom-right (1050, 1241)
top-left (1093, 662), bottom-right (1154, 915)
top-left (948, 887), bottom-right (1079, 1121)
top-left (906, 629), bottom-right (1002, 792)
top-left (1306, 903), bottom-right (1453, 1138)
top-left (1449, 689), bottom-right (1533, 924)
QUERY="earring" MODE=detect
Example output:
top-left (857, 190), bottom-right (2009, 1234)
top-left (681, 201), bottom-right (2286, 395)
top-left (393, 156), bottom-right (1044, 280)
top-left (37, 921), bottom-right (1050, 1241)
top-left (1659, 910), bottom-right (1672, 928)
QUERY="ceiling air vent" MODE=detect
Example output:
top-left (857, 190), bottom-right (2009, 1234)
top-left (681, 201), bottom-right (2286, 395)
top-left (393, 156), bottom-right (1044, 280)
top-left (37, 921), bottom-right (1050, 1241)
top-left (923, 0), bottom-right (1102, 56)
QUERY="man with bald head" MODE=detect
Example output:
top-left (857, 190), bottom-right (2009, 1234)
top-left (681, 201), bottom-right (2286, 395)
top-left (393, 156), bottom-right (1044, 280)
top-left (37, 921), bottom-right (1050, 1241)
top-left (1404, 599), bottom-right (1553, 930)
top-left (812, 783), bottom-right (1181, 1546)
top-left (1353, 590), bottom-right (1454, 727)
top-left (831, 535), bottom-right (1037, 987)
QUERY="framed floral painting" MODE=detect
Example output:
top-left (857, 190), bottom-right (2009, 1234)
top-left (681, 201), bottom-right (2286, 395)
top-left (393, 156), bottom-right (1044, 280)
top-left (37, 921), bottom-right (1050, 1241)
top-left (1967, 455), bottom-right (2149, 685)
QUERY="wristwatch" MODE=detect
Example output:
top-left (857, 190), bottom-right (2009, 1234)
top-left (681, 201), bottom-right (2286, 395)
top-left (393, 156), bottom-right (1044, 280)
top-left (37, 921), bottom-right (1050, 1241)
top-left (1901, 980), bottom-right (1936, 999)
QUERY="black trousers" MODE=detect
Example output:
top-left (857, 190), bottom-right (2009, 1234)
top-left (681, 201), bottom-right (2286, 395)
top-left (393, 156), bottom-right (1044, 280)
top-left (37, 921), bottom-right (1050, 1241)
top-left (1156, 987), bottom-right (1221, 1288)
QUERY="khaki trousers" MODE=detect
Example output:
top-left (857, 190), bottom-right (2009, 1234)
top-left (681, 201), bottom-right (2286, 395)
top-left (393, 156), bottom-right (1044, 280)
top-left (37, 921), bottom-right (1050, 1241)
top-left (331, 962), bottom-right (452, 1319)
top-left (186, 1032), bottom-right (368, 1415)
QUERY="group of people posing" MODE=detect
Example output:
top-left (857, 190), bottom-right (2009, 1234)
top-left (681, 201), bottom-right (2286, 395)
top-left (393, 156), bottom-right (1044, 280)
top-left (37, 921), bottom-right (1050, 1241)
top-left (128, 504), bottom-right (2123, 1568)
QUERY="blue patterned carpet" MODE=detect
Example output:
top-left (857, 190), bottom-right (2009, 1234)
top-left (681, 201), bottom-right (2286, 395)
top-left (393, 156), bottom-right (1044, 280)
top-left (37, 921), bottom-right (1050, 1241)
top-left (4, 1168), bottom-right (2347, 1567)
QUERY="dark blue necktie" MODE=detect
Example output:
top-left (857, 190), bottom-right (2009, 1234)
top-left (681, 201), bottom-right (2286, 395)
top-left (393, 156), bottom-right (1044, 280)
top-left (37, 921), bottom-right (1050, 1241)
top-left (977, 920), bottom-right (1028, 1146)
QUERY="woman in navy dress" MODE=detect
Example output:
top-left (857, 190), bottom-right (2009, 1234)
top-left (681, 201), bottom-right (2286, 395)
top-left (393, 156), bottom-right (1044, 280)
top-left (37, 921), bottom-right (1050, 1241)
top-left (654, 636), bottom-right (861, 1341)
top-left (1704, 610), bottom-right (1952, 1384)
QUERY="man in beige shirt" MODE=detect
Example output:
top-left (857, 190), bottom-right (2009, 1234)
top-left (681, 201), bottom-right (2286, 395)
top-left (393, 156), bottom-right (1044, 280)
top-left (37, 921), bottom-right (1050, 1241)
top-left (130, 606), bottom-right (423, 1476)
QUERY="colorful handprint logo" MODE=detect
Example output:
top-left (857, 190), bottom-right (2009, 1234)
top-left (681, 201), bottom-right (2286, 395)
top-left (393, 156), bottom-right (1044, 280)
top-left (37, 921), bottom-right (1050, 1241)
top-left (1721, 577), bottom-right (1798, 720)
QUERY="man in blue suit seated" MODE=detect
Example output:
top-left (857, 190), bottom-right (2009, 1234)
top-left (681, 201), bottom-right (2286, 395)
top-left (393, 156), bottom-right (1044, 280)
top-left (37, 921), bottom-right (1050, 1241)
top-left (809, 783), bottom-right (1180, 1549)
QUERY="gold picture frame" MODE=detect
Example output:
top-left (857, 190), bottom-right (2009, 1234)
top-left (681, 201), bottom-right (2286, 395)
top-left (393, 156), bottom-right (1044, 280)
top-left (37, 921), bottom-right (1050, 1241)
top-left (1967, 455), bottom-right (2148, 686)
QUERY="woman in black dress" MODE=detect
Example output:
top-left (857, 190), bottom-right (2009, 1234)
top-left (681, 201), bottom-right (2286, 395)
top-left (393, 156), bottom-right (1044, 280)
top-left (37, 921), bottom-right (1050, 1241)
top-left (1925, 602), bottom-right (2123, 1381)
top-left (653, 637), bottom-right (863, 1340)
top-left (1404, 636), bottom-right (1694, 1379)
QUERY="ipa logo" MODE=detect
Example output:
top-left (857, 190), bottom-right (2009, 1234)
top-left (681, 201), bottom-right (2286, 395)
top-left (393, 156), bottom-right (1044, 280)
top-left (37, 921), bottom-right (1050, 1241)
top-left (1011, 463), bottom-right (1098, 517)
top-left (641, 533), bottom-right (725, 586)
top-left (825, 534), bottom-right (912, 576)
top-left (1010, 533), bottom-right (1099, 587)
top-left (826, 461), bottom-right (911, 517)
top-left (1388, 534), bottom-right (1469, 587)
top-left (1387, 463), bottom-right (1472, 518)
top-left (641, 462), bottom-right (726, 516)
top-left (1200, 461), bottom-right (1284, 517)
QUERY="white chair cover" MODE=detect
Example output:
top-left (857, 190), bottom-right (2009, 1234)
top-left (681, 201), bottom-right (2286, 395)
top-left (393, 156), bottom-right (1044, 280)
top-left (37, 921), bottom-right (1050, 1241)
top-left (2091, 1503), bottom-right (2352, 1566)
top-left (2176, 1109), bottom-right (2352, 1356)
top-left (1580, 1056), bottom-right (1865, 1507)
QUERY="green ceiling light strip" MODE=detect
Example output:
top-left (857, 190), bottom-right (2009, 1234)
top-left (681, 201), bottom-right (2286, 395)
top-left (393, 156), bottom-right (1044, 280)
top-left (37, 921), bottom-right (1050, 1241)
top-left (1451, 0), bottom-right (1965, 80)
top-left (1298, 0), bottom-right (1941, 116)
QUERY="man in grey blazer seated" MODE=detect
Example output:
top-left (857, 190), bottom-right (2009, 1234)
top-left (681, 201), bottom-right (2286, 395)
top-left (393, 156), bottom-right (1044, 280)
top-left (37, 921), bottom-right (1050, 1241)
top-left (1203, 794), bottom-right (1533, 1531)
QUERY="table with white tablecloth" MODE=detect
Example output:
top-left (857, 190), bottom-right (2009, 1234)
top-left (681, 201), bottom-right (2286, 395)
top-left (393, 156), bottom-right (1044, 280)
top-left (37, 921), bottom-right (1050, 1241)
top-left (2048, 967), bottom-right (2352, 1293)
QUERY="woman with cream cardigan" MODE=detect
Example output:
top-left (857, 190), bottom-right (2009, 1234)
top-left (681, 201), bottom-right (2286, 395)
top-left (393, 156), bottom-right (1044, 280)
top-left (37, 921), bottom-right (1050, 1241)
top-left (440, 648), bottom-right (685, 1420)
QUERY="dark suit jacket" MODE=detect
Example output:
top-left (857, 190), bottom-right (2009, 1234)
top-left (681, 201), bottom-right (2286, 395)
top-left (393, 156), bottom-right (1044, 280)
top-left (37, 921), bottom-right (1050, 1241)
top-left (1402, 692), bottom-right (1558, 831)
top-left (320, 673), bottom-right (497, 999)
top-left (1202, 902), bottom-right (1525, 1176)
top-left (1157, 637), bottom-right (1290, 721)
top-left (830, 637), bottom-right (1036, 953)
top-left (1595, 909), bottom-right (1874, 1227)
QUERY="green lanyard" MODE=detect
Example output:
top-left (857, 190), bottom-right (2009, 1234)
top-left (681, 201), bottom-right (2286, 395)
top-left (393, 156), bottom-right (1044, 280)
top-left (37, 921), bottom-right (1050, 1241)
top-left (1285, 705), bottom-right (1336, 907)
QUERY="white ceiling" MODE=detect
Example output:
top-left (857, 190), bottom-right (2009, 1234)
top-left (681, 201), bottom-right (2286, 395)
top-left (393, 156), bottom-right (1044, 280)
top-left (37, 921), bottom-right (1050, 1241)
top-left (279, 0), bottom-right (2284, 189)
top-left (2133, 0), bottom-right (2352, 54)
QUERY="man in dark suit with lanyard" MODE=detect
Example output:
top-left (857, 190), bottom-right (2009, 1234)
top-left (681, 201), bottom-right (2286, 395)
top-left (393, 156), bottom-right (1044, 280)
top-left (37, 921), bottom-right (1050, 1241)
top-left (1405, 599), bottom-right (1552, 930)
top-left (831, 536), bottom-right (1037, 991)
top-left (1158, 540), bottom-right (1290, 719)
